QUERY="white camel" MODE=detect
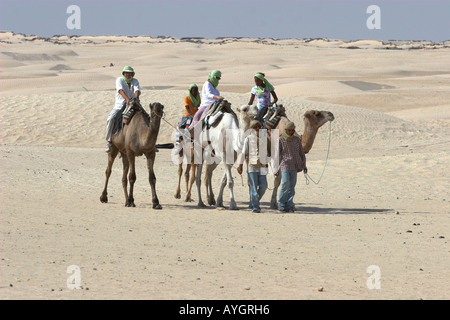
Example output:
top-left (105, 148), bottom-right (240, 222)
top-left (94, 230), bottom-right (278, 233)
top-left (194, 103), bottom-right (257, 209)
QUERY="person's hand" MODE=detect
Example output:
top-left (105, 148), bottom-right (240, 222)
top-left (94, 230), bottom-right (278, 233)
top-left (304, 167), bottom-right (308, 174)
top-left (217, 96), bottom-right (224, 101)
top-left (274, 171), bottom-right (279, 177)
top-left (237, 165), bottom-right (243, 175)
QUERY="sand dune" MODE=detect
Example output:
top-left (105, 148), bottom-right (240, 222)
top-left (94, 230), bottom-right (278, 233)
top-left (0, 32), bottom-right (449, 300)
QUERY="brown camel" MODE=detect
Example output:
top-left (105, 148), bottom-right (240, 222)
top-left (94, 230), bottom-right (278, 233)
top-left (100, 101), bottom-right (164, 209)
top-left (269, 109), bottom-right (335, 208)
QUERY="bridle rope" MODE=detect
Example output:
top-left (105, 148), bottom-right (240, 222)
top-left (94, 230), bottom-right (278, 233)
top-left (304, 120), bottom-right (332, 185)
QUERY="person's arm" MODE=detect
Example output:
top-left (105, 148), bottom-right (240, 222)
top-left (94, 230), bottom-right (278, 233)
top-left (205, 81), bottom-right (224, 101)
top-left (116, 77), bottom-right (131, 104)
top-left (118, 89), bottom-right (131, 105)
top-left (133, 79), bottom-right (141, 100)
top-left (236, 137), bottom-right (248, 175)
top-left (248, 93), bottom-right (255, 105)
top-left (271, 90), bottom-right (278, 104)
top-left (237, 151), bottom-right (246, 174)
top-left (273, 138), bottom-right (282, 176)
top-left (184, 96), bottom-right (194, 115)
top-left (237, 163), bottom-right (244, 175)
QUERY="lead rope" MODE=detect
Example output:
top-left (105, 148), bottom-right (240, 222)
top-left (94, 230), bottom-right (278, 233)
top-left (156, 111), bottom-right (195, 143)
top-left (304, 121), bottom-right (332, 185)
top-left (156, 111), bottom-right (218, 154)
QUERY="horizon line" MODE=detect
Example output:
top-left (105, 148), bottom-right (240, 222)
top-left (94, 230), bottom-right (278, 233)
top-left (1, 30), bottom-right (449, 44)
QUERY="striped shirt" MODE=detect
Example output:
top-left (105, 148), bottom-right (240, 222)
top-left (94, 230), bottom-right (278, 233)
top-left (275, 135), bottom-right (306, 172)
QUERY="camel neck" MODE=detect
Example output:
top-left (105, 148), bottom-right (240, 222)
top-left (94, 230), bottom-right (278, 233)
top-left (302, 125), bottom-right (318, 153)
top-left (140, 114), bottom-right (161, 147)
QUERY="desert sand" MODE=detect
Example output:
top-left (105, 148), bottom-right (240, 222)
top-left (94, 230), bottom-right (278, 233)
top-left (0, 32), bottom-right (449, 300)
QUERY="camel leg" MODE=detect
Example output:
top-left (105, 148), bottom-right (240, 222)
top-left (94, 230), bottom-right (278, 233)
top-left (271, 174), bottom-right (282, 209)
top-left (100, 147), bottom-right (119, 203)
top-left (225, 164), bottom-right (237, 210)
top-left (185, 163), bottom-right (195, 202)
top-left (204, 164), bottom-right (209, 204)
top-left (174, 163), bottom-right (183, 199)
top-left (121, 152), bottom-right (130, 205)
top-left (183, 145), bottom-right (194, 202)
top-left (126, 152), bottom-right (136, 207)
top-left (204, 169), bottom-right (210, 205)
top-left (146, 150), bottom-right (162, 209)
top-left (215, 171), bottom-right (227, 208)
top-left (205, 163), bottom-right (217, 206)
top-left (195, 163), bottom-right (206, 208)
top-left (184, 163), bottom-right (191, 196)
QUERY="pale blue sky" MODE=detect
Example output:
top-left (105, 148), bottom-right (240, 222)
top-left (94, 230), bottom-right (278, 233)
top-left (0, 0), bottom-right (449, 41)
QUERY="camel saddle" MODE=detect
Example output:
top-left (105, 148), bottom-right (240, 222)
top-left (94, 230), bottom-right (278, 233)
top-left (202, 100), bottom-right (237, 157)
top-left (178, 115), bottom-right (193, 129)
top-left (122, 99), bottom-right (142, 124)
top-left (263, 104), bottom-right (286, 130)
top-left (202, 100), bottom-right (235, 131)
top-left (111, 100), bottom-right (149, 136)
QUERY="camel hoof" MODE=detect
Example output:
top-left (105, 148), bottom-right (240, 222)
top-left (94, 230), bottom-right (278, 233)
top-left (198, 202), bottom-right (207, 208)
top-left (184, 197), bottom-right (194, 202)
top-left (100, 194), bottom-right (108, 203)
top-left (174, 193), bottom-right (181, 199)
top-left (153, 204), bottom-right (162, 209)
top-left (125, 202), bottom-right (136, 207)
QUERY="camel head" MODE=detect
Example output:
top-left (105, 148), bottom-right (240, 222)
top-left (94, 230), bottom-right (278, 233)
top-left (237, 104), bottom-right (258, 124)
top-left (221, 100), bottom-right (232, 108)
top-left (303, 110), bottom-right (335, 130)
top-left (299, 110), bottom-right (334, 154)
top-left (149, 102), bottom-right (164, 118)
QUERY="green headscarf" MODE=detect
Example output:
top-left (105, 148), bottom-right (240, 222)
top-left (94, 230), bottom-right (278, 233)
top-left (189, 84), bottom-right (200, 107)
top-left (122, 66), bottom-right (135, 83)
top-left (254, 72), bottom-right (274, 92)
top-left (208, 70), bottom-right (222, 88)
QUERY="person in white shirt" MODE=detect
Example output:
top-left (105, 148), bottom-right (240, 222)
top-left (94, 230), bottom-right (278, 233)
top-left (237, 120), bottom-right (270, 213)
top-left (105, 66), bottom-right (141, 152)
top-left (192, 70), bottom-right (224, 127)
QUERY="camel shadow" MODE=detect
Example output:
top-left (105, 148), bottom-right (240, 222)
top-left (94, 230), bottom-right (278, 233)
top-left (130, 199), bottom-right (392, 214)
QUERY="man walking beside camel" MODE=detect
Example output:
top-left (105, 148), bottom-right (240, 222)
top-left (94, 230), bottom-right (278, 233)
top-left (273, 121), bottom-right (307, 212)
top-left (237, 119), bottom-right (269, 213)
